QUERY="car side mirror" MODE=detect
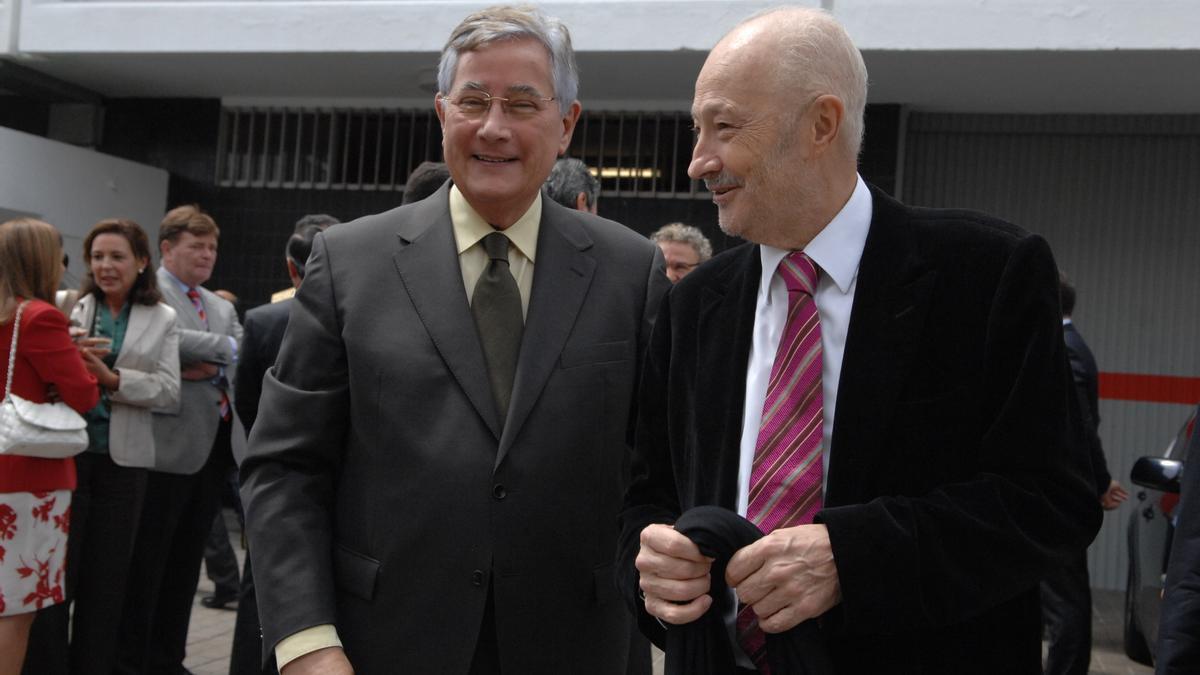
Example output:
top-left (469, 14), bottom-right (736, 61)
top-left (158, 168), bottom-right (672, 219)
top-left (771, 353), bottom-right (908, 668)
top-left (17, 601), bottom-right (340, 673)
top-left (1130, 456), bottom-right (1183, 494)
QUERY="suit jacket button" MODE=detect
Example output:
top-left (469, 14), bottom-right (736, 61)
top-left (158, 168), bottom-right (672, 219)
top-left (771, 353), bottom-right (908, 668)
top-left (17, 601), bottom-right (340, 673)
top-left (472, 570), bottom-right (484, 586)
top-left (492, 484), bottom-right (506, 500)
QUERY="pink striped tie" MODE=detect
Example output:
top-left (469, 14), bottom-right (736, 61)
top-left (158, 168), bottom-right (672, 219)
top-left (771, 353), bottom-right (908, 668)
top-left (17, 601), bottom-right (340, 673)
top-left (187, 287), bottom-right (230, 421)
top-left (737, 251), bottom-right (824, 672)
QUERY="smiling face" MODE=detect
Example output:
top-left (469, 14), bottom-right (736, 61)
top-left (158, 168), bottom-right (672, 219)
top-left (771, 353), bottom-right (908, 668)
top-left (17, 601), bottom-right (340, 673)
top-left (688, 33), bottom-right (817, 246)
top-left (160, 231), bottom-right (217, 288)
top-left (90, 233), bottom-right (146, 304)
top-left (435, 38), bottom-right (581, 228)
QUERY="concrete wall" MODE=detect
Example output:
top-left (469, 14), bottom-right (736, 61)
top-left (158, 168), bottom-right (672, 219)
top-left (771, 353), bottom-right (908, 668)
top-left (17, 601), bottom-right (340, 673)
top-left (0, 126), bottom-right (169, 283)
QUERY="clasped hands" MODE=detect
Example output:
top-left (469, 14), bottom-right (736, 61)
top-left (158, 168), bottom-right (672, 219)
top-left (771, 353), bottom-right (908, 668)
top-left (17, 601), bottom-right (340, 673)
top-left (636, 522), bottom-right (841, 633)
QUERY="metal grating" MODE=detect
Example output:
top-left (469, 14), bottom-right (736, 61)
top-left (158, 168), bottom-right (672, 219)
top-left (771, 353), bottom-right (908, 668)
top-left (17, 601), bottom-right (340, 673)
top-left (215, 106), bottom-right (706, 198)
top-left (215, 107), bottom-right (441, 190)
top-left (567, 109), bottom-right (703, 200)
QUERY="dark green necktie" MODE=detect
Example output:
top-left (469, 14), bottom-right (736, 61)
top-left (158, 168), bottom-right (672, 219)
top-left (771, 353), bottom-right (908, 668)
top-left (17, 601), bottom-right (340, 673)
top-left (472, 231), bottom-right (523, 424)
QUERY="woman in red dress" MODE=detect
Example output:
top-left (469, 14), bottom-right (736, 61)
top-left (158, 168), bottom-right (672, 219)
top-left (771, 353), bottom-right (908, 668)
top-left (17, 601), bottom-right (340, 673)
top-left (0, 218), bottom-right (99, 675)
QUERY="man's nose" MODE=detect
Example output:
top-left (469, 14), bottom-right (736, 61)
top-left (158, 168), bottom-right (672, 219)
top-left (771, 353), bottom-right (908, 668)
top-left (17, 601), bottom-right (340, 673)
top-left (477, 103), bottom-right (513, 141)
top-left (688, 145), bottom-right (720, 180)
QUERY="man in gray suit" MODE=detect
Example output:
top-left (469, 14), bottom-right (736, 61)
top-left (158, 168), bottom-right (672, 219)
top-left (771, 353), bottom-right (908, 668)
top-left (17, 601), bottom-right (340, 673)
top-left (241, 6), bottom-right (668, 674)
top-left (117, 204), bottom-right (244, 675)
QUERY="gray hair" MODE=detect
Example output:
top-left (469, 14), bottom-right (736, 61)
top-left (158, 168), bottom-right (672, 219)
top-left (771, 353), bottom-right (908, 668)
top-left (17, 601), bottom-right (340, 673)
top-left (651, 223), bottom-right (713, 262)
top-left (438, 5), bottom-right (579, 116)
top-left (544, 158), bottom-right (599, 210)
top-left (738, 7), bottom-right (868, 156)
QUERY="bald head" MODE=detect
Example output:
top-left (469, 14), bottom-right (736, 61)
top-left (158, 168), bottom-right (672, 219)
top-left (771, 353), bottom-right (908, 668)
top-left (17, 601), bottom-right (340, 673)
top-left (719, 7), bottom-right (867, 157)
top-left (688, 6), bottom-right (867, 248)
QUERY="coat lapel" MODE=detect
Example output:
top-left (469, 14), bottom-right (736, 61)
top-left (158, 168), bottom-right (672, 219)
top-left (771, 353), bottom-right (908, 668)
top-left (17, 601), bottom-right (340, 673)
top-left (827, 188), bottom-right (937, 506)
top-left (157, 269), bottom-right (201, 330)
top-left (495, 207), bottom-right (595, 467)
top-left (120, 302), bottom-right (151, 361)
top-left (391, 188), bottom-right (502, 440)
top-left (695, 246), bottom-right (762, 508)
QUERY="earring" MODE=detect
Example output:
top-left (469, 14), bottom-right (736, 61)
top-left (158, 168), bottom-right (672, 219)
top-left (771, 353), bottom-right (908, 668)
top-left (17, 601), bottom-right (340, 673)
top-left (138, 267), bottom-right (145, 274)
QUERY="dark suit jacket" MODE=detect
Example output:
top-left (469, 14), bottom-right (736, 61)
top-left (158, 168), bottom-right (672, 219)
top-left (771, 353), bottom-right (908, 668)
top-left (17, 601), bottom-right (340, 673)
top-left (233, 298), bottom-right (292, 434)
top-left (618, 186), bottom-right (1102, 674)
top-left (241, 184), bottom-right (669, 674)
top-left (1064, 322), bottom-right (1112, 492)
top-left (1156, 404), bottom-right (1200, 674)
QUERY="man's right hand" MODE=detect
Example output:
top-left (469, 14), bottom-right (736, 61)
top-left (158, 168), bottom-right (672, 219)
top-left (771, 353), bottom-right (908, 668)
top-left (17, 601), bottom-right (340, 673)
top-left (280, 647), bottom-right (353, 675)
top-left (635, 523), bottom-right (714, 625)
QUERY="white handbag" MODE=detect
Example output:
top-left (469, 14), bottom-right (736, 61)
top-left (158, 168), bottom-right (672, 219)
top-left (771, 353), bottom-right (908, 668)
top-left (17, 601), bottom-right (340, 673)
top-left (0, 300), bottom-right (90, 459)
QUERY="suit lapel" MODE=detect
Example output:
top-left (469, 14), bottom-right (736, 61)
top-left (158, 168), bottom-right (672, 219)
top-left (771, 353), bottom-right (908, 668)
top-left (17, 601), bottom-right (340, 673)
top-left (391, 189), bottom-right (502, 440)
top-left (158, 269), bottom-right (202, 330)
top-left (495, 207), bottom-right (596, 467)
top-left (827, 187), bottom-right (937, 506)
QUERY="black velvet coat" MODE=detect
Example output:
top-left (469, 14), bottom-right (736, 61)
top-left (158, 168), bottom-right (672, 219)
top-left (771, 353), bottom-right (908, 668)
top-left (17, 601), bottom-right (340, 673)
top-left (618, 186), bottom-right (1102, 674)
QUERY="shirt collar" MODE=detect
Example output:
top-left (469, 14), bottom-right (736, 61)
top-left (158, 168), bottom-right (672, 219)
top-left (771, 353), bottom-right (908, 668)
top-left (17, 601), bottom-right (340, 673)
top-left (161, 267), bottom-right (192, 293)
top-left (758, 173), bottom-right (873, 301)
top-left (449, 185), bottom-right (541, 262)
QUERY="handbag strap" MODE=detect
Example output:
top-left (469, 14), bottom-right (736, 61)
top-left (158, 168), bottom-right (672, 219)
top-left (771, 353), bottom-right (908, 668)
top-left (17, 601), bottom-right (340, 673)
top-left (4, 300), bottom-right (30, 402)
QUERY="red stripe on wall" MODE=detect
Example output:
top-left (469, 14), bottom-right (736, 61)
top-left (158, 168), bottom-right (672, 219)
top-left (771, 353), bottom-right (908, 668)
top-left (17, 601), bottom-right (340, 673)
top-left (1099, 373), bottom-right (1200, 405)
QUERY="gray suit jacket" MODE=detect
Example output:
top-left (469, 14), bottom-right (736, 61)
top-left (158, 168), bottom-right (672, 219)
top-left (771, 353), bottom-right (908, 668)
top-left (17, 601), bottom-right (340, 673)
top-left (71, 294), bottom-right (181, 468)
top-left (152, 267), bottom-right (243, 474)
top-left (241, 185), bottom-right (669, 674)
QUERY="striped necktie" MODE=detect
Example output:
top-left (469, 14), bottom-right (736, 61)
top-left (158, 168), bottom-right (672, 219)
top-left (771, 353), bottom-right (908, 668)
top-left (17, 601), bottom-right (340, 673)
top-left (187, 287), bottom-right (230, 420)
top-left (737, 251), bottom-right (824, 672)
top-left (186, 287), bottom-right (208, 328)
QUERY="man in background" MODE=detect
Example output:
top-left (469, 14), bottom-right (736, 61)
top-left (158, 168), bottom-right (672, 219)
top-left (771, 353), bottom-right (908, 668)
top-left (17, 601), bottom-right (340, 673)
top-left (229, 213), bottom-right (338, 675)
top-left (1041, 273), bottom-right (1128, 675)
top-left (649, 222), bottom-right (711, 283)
top-left (118, 204), bottom-right (243, 675)
top-left (402, 161), bottom-right (451, 205)
top-left (546, 157), bottom-right (599, 214)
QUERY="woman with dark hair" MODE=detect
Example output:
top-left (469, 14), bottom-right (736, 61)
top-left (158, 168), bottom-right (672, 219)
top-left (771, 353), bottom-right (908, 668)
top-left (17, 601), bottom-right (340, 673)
top-left (54, 218), bottom-right (180, 674)
top-left (0, 218), bottom-right (98, 675)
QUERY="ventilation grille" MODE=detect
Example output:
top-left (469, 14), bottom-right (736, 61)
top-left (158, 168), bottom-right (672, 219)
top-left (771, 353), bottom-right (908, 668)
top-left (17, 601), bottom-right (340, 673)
top-left (216, 106), bottom-right (707, 199)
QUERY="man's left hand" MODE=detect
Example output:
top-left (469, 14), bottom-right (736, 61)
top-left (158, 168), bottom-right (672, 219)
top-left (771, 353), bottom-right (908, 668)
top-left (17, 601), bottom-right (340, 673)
top-left (725, 523), bottom-right (841, 633)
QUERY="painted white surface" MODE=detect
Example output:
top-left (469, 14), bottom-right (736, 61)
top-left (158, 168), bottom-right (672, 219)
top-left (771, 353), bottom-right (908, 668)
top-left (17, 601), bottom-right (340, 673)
top-left (15, 0), bottom-right (1200, 53)
top-left (0, 0), bottom-right (1196, 113)
top-left (0, 126), bottom-right (169, 282)
top-left (0, 0), bottom-right (14, 53)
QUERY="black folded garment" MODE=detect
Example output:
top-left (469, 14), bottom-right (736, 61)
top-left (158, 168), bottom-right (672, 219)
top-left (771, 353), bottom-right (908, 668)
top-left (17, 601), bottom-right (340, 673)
top-left (664, 505), bottom-right (833, 675)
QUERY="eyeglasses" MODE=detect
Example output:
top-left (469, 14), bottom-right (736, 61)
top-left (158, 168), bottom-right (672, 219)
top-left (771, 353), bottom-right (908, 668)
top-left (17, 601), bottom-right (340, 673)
top-left (439, 91), bottom-right (557, 119)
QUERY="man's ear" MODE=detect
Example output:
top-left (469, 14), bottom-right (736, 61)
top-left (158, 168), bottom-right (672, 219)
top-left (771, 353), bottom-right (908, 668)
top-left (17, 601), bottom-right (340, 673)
top-left (558, 100), bottom-right (583, 154)
top-left (286, 258), bottom-right (303, 289)
top-left (575, 192), bottom-right (590, 213)
top-left (809, 94), bottom-right (846, 155)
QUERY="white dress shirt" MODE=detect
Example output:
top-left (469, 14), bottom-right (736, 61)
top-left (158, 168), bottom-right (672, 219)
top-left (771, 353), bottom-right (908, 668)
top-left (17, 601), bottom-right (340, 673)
top-left (728, 174), bottom-right (872, 664)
